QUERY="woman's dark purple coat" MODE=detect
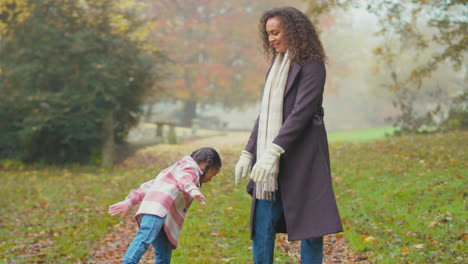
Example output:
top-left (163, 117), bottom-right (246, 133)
top-left (245, 60), bottom-right (343, 241)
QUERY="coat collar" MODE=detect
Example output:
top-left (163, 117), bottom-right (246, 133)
top-left (265, 61), bottom-right (301, 97)
top-left (284, 62), bottom-right (301, 97)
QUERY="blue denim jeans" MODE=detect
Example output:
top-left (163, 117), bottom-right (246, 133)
top-left (122, 214), bottom-right (173, 264)
top-left (253, 191), bottom-right (323, 264)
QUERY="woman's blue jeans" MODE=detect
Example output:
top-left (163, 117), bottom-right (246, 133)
top-left (253, 191), bottom-right (323, 264)
top-left (122, 214), bottom-right (173, 264)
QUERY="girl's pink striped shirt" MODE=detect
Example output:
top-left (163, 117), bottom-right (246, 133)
top-left (125, 156), bottom-right (202, 248)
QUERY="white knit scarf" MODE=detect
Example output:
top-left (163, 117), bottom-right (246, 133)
top-left (256, 51), bottom-right (291, 200)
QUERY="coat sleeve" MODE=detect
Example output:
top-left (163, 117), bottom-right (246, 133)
top-left (244, 116), bottom-right (259, 196)
top-left (177, 167), bottom-right (200, 194)
top-left (126, 179), bottom-right (155, 206)
top-left (244, 116), bottom-right (259, 154)
top-left (272, 61), bottom-right (325, 152)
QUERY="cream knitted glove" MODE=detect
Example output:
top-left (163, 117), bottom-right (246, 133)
top-left (234, 150), bottom-right (253, 185)
top-left (250, 143), bottom-right (284, 183)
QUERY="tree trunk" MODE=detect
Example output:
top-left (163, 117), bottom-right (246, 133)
top-left (182, 99), bottom-right (197, 127)
top-left (101, 111), bottom-right (114, 168)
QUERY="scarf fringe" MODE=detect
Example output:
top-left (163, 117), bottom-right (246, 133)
top-left (255, 166), bottom-right (280, 200)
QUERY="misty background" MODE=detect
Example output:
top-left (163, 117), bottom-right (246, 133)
top-left (0, 0), bottom-right (465, 165)
top-left (140, 2), bottom-right (391, 131)
top-left (137, 1), bottom-right (465, 131)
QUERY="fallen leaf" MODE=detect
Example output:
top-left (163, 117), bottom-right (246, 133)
top-left (402, 248), bottom-right (410, 255)
top-left (221, 257), bottom-right (236, 263)
top-left (364, 236), bottom-right (376, 243)
top-left (428, 220), bottom-right (438, 228)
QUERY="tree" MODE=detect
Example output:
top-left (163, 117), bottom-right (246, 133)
top-left (305, 0), bottom-right (467, 133)
top-left (0, 0), bottom-right (30, 37)
top-left (0, 0), bottom-right (157, 164)
top-left (144, 0), bottom-right (300, 126)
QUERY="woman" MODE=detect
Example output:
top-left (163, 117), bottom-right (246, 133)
top-left (234, 6), bottom-right (343, 264)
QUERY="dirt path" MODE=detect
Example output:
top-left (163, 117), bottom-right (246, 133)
top-left (92, 132), bottom-right (369, 263)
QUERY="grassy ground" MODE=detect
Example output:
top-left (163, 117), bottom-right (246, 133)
top-left (327, 126), bottom-right (396, 143)
top-left (0, 129), bottom-right (466, 263)
top-left (0, 166), bottom-right (154, 263)
top-left (330, 130), bottom-right (467, 263)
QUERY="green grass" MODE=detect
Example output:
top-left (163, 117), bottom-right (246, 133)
top-left (0, 130), bottom-right (466, 263)
top-left (328, 126), bottom-right (396, 143)
top-left (330, 130), bottom-right (467, 263)
top-left (0, 150), bottom-right (290, 263)
top-left (0, 166), bottom-right (156, 263)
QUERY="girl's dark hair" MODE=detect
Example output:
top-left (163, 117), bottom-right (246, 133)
top-left (259, 6), bottom-right (327, 64)
top-left (191, 147), bottom-right (222, 185)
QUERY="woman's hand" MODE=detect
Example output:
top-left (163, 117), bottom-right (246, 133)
top-left (108, 200), bottom-right (131, 217)
top-left (250, 143), bottom-right (284, 182)
top-left (234, 150), bottom-right (253, 184)
top-left (189, 189), bottom-right (206, 206)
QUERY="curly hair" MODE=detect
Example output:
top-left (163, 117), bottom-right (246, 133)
top-left (259, 6), bottom-right (327, 64)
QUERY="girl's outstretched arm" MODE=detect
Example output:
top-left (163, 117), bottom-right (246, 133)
top-left (125, 179), bottom-right (154, 205)
top-left (108, 179), bottom-right (155, 217)
top-left (109, 200), bottom-right (132, 217)
top-left (189, 189), bottom-right (206, 206)
top-left (176, 168), bottom-right (205, 205)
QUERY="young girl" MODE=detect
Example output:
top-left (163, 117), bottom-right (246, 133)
top-left (109, 147), bottom-right (222, 264)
